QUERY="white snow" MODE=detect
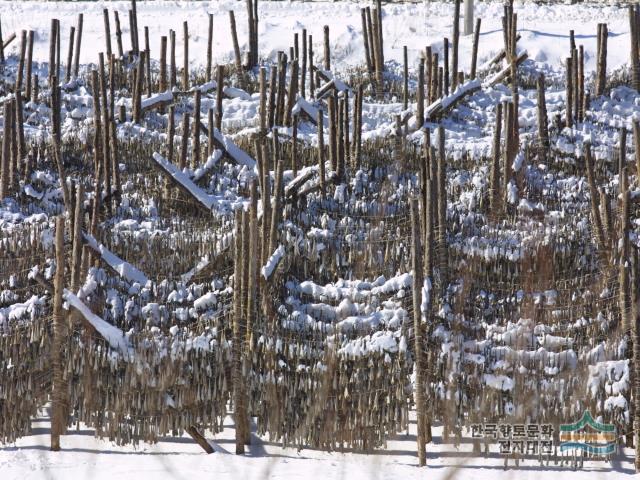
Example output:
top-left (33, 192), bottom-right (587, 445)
top-left (261, 245), bottom-right (285, 280)
top-left (83, 233), bottom-right (150, 286)
top-left (64, 290), bottom-right (131, 355)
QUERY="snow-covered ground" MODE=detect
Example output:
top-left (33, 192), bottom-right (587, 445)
top-left (1, 1), bottom-right (639, 479)
top-left (0, 0), bottom-right (632, 74)
top-left (0, 410), bottom-right (634, 480)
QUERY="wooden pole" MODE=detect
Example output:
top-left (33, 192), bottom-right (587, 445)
top-left (371, 10), bottom-right (383, 98)
top-left (578, 45), bottom-right (585, 122)
top-left (268, 66), bottom-right (277, 129)
top-left (130, 0), bottom-right (139, 54)
top-left (132, 50), bottom-right (143, 123)
top-left (239, 209), bottom-right (251, 445)
top-left (403, 46), bottom-right (408, 110)
top-left (103, 9), bottom-right (112, 61)
top-left (410, 197), bottom-right (427, 466)
top-left (267, 154), bottom-right (282, 252)
top-left (233, 209), bottom-right (247, 454)
top-left (89, 70), bottom-right (103, 237)
top-left (216, 65), bottom-right (224, 130)
top-left (430, 53), bottom-right (439, 103)
top-left (437, 125), bottom-right (448, 287)
top-left (284, 59), bottom-right (298, 127)
top-left (323, 25), bottom-right (330, 71)
top-left (16, 30), bottom-right (26, 93)
top-left (0, 17), bottom-right (4, 63)
top-left (98, 54), bottom-right (111, 217)
top-left (65, 27), bottom-right (75, 83)
top-left (585, 143), bottom-right (606, 251)
top-left (192, 89), bottom-right (201, 168)
top-left (631, 6), bottom-right (640, 91)
top-left (317, 110), bottom-right (325, 197)
top-left (246, 0), bottom-right (255, 67)
top-left (167, 105), bottom-right (175, 164)
top-left (49, 19), bottom-right (57, 86)
top-left (600, 188), bottom-right (612, 249)
top-left (634, 120), bottom-right (640, 184)
top-left (25, 30), bottom-right (34, 100)
top-left (261, 142), bottom-right (271, 264)
top-left (343, 92), bottom-right (350, 167)
top-left (596, 23), bottom-right (607, 96)
top-left (619, 126), bottom-right (627, 176)
top-left (452, 0), bottom-right (461, 90)
top-left (292, 116), bottom-right (298, 176)
top-left (365, 7), bottom-right (375, 76)
top-left (253, 0), bottom-right (259, 68)
top-left (183, 21), bottom-right (189, 90)
top-left (159, 36), bottom-right (167, 93)
top-left (362, 10), bottom-right (373, 75)
top-left (180, 112), bottom-right (190, 170)
top-left (376, 0), bottom-right (384, 68)
top-left (275, 52), bottom-right (287, 126)
top-left (470, 18), bottom-right (481, 79)
top-left (51, 215), bottom-right (67, 451)
top-left (328, 93), bottom-right (337, 173)
top-left (259, 67), bottom-right (267, 136)
top-left (635, 246), bottom-right (640, 470)
top-left (51, 78), bottom-right (70, 211)
top-left (443, 38), bottom-right (449, 96)
top-left (566, 56), bottom-right (573, 129)
top-left (207, 13), bottom-right (213, 81)
top-left (490, 103), bottom-right (502, 215)
top-left (230, 11), bottom-right (242, 72)
top-left (620, 165), bottom-right (630, 332)
top-left (32, 74), bottom-right (39, 103)
top-left (170, 29), bottom-right (177, 88)
top-left (208, 108), bottom-right (215, 157)
top-left (356, 83), bottom-right (363, 166)
top-left (536, 74), bottom-right (549, 162)
top-left (14, 93), bottom-right (25, 181)
top-left (301, 29), bottom-right (307, 98)
top-left (71, 183), bottom-right (84, 292)
top-left (144, 27), bottom-right (151, 96)
top-left (247, 181), bottom-right (258, 339)
top-left (55, 19), bottom-right (60, 82)
top-left (110, 115), bottom-right (120, 198)
top-left (0, 101), bottom-right (10, 199)
top-left (73, 14), bottom-right (83, 78)
top-left (114, 11), bottom-right (124, 59)
top-left (8, 99), bottom-right (16, 194)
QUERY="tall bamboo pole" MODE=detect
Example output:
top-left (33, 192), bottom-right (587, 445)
top-left (51, 215), bottom-right (67, 451)
top-left (452, 0), bottom-right (461, 90)
top-left (410, 197), bottom-right (427, 467)
top-left (73, 14), bottom-right (83, 78)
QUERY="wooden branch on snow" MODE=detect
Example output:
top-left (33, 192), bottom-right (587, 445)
top-left (185, 426), bottom-right (215, 454)
top-left (483, 51), bottom-right (528, 88)
top-left (151, 152), bottom-right (217, 213)
top-left (285, 167), bottom-right (316, 198)
top-left (82, 233), bottom-right (149, 285)
top-left (197, 124), bottom-right (256, 169)
top-left (423, 79), bottom-right (482, 122)
top-left (3, 32), bottom-right (16, 50)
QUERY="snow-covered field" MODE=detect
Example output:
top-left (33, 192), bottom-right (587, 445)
top-left (0, 411), bottom-right (634, 480)
top-left (1, 0), bottom-right (639, 479)
top-left (0, 0), bottom-right (633, 73)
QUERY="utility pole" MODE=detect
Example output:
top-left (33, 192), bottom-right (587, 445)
top-left (464, 0), bottom-right (474, 35)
